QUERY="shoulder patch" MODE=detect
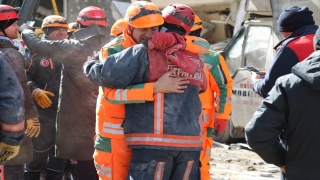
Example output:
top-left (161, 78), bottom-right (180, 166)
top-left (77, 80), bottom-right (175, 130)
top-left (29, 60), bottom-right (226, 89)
top-left (40, 59), bottom-right (49, 67)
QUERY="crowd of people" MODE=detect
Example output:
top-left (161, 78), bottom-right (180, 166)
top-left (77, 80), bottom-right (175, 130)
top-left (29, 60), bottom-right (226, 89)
top-left (1, 1), bottom-right (319, 180)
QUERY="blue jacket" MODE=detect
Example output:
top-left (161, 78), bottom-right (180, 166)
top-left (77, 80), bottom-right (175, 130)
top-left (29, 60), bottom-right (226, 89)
top-left (84, 41), bottom-right (206, 151)
top-left (0, 51), bottom-right (24, 146)
top-left (253, 25), bottom-right (318, 98)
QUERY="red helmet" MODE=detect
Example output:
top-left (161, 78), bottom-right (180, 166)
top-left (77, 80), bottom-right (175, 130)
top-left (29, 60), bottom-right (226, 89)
top-left (0, 5), bottom-right (19, 21)
top-left (162, 4), bottom-right (195, 33)
top-left (76, 6), bottom-right (107, 27)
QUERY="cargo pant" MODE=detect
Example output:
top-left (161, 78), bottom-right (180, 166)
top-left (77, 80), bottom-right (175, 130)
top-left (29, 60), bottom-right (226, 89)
top-left (94, 135), bottom-right (132, 180)
top-left (1, 164), bottom-right (24, 180)
top-left (127, 149), bottom-right (200, 180)
top-left (25, 112), bottom-right (67, 180)
top-left (199, 127), bottom-right (213, 180)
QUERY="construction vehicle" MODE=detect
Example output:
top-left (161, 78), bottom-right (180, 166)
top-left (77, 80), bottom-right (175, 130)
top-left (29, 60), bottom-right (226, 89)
top-left (136, 0), bottom-right (320, 143)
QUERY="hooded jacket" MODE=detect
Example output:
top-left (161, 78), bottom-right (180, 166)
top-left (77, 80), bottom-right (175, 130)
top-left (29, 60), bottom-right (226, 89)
top-left (253, 24), bottom-right (318, 98)
top-left (0, 36), bottom-right (36, 165)
top-left (0, 52), bottom-right (24, 146)
top-left (21, 24), bottom-right (110, 160)
top-left (245, 48), bottom-right (320, 179)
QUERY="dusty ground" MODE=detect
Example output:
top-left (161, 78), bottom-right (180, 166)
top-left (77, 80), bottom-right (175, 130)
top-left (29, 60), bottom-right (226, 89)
top-left (209, 143), bottom-right (281, 180)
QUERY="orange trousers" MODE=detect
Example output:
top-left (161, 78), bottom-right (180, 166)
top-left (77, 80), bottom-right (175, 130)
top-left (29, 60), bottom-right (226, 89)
top-left (93, 138), bottom-right (132, 180)
top-left (200, 127), bottom-right (213, 180)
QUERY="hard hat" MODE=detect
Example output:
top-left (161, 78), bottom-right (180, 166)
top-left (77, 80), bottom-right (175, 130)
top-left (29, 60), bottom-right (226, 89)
top-left (68, 22), bottom-right (78, 33)
top-left (110, 18), bottom-right (127, 36)
top-left (76, 6), bottom-right (107, 27)
top-left (0, 5), bottom-right (19, 21)
top-left (125, 1), bottom-right (164, 28)
top-left (162, 4), bottom-right (195, 33)
top-left (191, 15), bottom-right (203, 32)
top-left (41, 15), bottom-right (68, 31)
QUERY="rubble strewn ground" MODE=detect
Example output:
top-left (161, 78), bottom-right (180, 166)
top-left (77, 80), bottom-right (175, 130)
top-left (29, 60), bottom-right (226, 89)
top-left (209, 145), bottom-right (281, 180)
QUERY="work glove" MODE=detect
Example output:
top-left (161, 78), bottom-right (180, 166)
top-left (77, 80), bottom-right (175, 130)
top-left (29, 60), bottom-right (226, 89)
top-left (0, 142), bottom-right (20, 161)
top-left (32, 88), bottom-right (55, 108)
top-left (214, 119), bottom-right (227, 136)
top-left (25, 118), bottom-right (41, 138)
top-left (19, 23), bottom-right (33, 33)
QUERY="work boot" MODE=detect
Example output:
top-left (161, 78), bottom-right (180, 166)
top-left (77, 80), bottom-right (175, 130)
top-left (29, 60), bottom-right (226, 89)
top-left (24, 171), bottom-right (41, 180)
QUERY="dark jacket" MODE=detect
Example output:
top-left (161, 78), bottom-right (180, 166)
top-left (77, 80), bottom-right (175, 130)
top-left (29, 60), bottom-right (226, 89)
top-left (84, 38), bottom-right (206, 151)
top-left (21, 24), bottom-right (110, 160)
top-left (0, 36), bottom-right (36, 164)
top-left (253, 24), bottom-right (318, 98)
top-left (0, 51), bottom-right (24, 146)
top-left (245, 51), bottom-right (320, 179)
top-left (24, 36), bottom-right (62, 148)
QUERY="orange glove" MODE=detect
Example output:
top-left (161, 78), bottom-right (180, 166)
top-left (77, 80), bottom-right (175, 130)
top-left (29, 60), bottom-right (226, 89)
top-left (214, 119), bottom-right (227, 136)
top-left (25, 118), bottom-right (41, 137)
top-left (32, 88), bottom-right (54, 108)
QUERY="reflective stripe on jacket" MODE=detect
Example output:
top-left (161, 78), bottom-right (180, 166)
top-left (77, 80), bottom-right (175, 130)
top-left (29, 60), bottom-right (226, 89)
top-left (95, 30), bottom-right (154, 153)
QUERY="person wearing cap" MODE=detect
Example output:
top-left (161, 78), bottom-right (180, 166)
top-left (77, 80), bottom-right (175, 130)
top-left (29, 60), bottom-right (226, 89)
top-left (85, 4), bottom-right (207, 179)
top-left (0, 4), bottom-right (40, 180)
top-left (91, 2), bottom-right (188, 179)
top-left (67, 22), bottom-right (78, 40)
top-left (20, 6), bottom-right (109, 180)
top-left (188, 15), bottom-right (233, 180)
top-left (246, 27), bottom-right (320, 179)
top-left (251, 6), bottom-right (318, 98)
top-left (24, 15), bottom-right (69, 180)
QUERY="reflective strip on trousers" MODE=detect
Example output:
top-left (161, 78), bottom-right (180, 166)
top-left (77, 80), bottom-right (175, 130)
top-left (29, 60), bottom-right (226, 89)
top-left (103, 122), bottom-right (124, 135)
top-left (115, 89), bottom-right (127, 101)
top-left (202, 113), bottom-right (209, 123)
top-left (154, 162), bottom-right (165, 180)
top-left (95, 163), bottom-right (112, 178)
top-left (0, 120), bottom-right (25, 132)
top-left (182, 160), bottom-right (194, 180)
top-left (206, 149), bottom-right (211, 157)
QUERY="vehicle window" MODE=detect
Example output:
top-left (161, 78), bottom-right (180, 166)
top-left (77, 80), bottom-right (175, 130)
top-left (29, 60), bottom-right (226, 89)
top-left (244, 26), bottom-right (271, 69)
top-left (223, 26), bottom-right (245, 76)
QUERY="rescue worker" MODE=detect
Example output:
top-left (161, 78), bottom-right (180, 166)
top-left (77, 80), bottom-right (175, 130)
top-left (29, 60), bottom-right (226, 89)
top-left (67, 22), bottom-right (78, 39)
top-left (110, 18), bottom-right (127, 39)
top-left (92, 2), bottom-right (189, 179)
top-left (20, 6), bottom-right (109, 180)
top-left (0, 52), bottom-right (24, 163)
top-left (24, 15), bottom-right (69, 180)
top-left (188, 15), bottom-right (233, 180)
top-left (0, 5), bottom-right (40, 180)
top-left (85, 4), bottom-right (206, 179)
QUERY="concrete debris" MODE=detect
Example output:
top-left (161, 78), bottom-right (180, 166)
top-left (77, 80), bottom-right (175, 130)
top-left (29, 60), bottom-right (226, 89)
top-left (259, 168), bottom-right (280, 173)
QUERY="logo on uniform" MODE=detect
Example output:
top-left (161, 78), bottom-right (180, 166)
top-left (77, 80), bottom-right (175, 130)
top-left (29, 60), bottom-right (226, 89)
top-left (40, 59), bottom-right (49, 67)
